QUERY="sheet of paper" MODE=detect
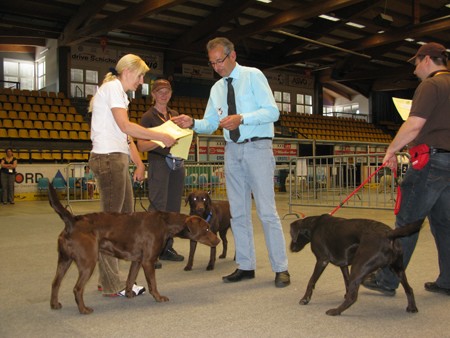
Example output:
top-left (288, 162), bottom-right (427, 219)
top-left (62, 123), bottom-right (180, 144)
top-left (148, 120), bottom-right (193, 159)
top-left (392, 97), bottom-right (412, 121)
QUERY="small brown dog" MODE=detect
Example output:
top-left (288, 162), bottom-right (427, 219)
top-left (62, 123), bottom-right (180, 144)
top-left (184, 190), bottom-right (232, 270)
top-left (290, 214), bottom-right (422, 316)
top-left (48, 184), bottom-right (220, 314)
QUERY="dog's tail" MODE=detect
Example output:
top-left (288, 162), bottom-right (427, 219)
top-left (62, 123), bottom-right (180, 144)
top-left (387, 219), bottom-right (423, 240)
top-left (48, 183), bottom-right (75, 231)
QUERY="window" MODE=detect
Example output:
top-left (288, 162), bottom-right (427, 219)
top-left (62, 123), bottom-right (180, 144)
top-left (37, 58), bottom-right (46, 90)
top-left (274, 90), bottom-right (291, 113)
top-left (70, 68), bottom-right (98, 98)
top-left (3, 59), bottom-right (35, 90)
top-left (296, 94), bottom-right (312, 114)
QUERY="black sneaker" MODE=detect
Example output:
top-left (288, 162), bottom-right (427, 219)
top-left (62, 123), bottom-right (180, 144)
top-left (362, 274), bottom-right (396, 296)
top-left (424, 282), bottom-right (450, 295)
top-left (160, 248), bottom-right (184, 261)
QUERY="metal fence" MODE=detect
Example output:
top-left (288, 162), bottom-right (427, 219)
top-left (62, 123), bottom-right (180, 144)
top-left (65, 162), bottom-right (99, 211)
top-left (183, 162), bottom-right (227, 200)
top-left (284, 152), bottom-right (410, 218)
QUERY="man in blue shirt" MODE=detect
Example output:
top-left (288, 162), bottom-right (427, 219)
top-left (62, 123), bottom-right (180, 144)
top-left (173, 37), bottom-right (290, 288)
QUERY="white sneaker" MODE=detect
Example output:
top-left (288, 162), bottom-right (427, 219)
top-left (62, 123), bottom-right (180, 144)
top-left (118, 284), bottom-right (146, 297)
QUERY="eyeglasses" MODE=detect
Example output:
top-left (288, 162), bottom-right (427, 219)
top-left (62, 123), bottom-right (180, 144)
top-left (208, 53), bottom-right (230, 67)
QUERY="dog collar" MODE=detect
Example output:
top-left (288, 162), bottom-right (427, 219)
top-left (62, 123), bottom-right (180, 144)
top-left (205, 212), bottom-right (213, 223)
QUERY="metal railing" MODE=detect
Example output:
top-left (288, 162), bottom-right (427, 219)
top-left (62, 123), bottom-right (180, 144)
top-left (284, 152), bottom-right (410, 218)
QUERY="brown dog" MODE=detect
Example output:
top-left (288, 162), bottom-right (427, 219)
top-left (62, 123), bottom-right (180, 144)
top-left (290, 214), bottom-right (422, 316)
top-left (184, 190), bottom-right (232, 270)
top-left (48, 185), bottom-right (220, 314)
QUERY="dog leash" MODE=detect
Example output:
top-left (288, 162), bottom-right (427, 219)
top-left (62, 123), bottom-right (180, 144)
top-left (329, 163), bottom-right (401, 216)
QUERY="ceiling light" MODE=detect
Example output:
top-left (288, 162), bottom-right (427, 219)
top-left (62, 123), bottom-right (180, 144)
top-left (319, 14), bottom-right (340, 22)
top-left (346, 22), bottom-right (365, 29)
top-left (374, 13), bottom-right (393, 27)
top-left (446, 4), bottom-right (450, 8)
top-left (256, 0), bottom-right (272, 3)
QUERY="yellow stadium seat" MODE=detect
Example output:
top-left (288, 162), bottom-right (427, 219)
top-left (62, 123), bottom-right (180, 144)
top-left (53, 121), bottom-right (63, 130)
top-left (69, 131), bottom-right (79, 140)
top-left (23, 120), bottom-right (34, 129)
top-left (13, 120), bottom-right (24, 129)
top-left (39, 130), bottom-right (50, 139)
top-left (38, 112), bottom-right (47, 121)
top-left (8, 111), bottom-right (18, 119)
top-left (78, 131), bottom-right (89, 140)
top-left (2, 119), bottom-right (13, 128)
top-left (0, 128), bottom-right (7, 138)
top-left (59, 130), bottom-right (70, 139)
top-left (34, 120), bottom-right (44, 129)
top-left (43, 121), bottom-right (53, 130)
top-left (28, 112), bottom-right (37, 120)
top-left (7, 129), bottom-right (19, 138)
top-left (29, 129), bottom-right (39, 139)
top-left (18, 129), bottom-right (29, 138)
top-left (49, 130), bottom-right (59, 139)
top-left (18, 111), bottom-right (28, 120)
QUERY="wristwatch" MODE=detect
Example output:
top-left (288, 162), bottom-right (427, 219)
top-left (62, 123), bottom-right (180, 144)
top-left (189, 117), bottom-right (195, 129)
top-left (240, 114), bottom-right (244, 125)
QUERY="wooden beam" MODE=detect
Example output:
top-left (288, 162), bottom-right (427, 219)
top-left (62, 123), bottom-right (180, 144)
top-left (63, 0), bottom-right (189, 46)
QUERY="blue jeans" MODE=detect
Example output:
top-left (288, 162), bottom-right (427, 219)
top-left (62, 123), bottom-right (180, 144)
top-left (89, 152), bottom-right (133, 293)
top-left (377, 152), bottom-right (450, 289)
top-left (225, 140), bottom-right (288, 273)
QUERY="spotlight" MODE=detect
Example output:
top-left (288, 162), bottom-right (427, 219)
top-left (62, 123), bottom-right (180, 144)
top-left (374, 13), bottom-right (393, 27)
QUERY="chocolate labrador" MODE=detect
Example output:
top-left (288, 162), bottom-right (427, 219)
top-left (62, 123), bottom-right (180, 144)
top-left (184, 190), bottom-right (232, 270)
top-left (48, 184), bottom-right (220, 314)
top-left (290, 214), bottom-right (422, 316)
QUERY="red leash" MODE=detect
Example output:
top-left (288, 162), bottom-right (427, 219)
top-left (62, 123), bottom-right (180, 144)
top-left (329, 163), bottom-right (401, 216)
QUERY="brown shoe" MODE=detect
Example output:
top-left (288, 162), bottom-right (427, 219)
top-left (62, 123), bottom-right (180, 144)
top-left (275, 271), bottom-right (290, 288)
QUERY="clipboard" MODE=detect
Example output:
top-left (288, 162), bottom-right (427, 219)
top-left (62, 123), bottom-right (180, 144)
top-left (392, 97), bottom-right (412, 121)
top-left (148, 120), bottom-right (193, 159)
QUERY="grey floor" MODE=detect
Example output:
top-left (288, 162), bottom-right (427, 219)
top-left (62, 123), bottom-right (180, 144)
top-left (0, 193), bottom-right (448, 338)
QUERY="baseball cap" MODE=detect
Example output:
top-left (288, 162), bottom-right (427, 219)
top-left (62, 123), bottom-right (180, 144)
top-left (151, 79), bottom-right (172, 92)
top-left (407, 42), bottom-right (447, 63)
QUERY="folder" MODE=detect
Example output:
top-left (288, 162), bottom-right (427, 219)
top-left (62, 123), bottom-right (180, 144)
top-left (148, 120), bottom-right (193, 159)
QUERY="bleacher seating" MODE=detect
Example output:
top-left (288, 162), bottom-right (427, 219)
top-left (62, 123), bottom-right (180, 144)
top-left (0, 88), bottom-right (396, 163)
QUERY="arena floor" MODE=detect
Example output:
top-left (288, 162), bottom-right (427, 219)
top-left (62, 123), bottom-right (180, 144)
top-left (0, 192), bottom-right (447, 338)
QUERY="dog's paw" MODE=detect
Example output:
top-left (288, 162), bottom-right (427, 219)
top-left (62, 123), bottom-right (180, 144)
top-left (406, 306), bottom-right (418, 313)
top-left (206, 264), bottom-right (215, 271)
top-left (154, 295), bottom-right (169, 302)
top-left (219, 254), bottom-right (226, 259)
top-left (80, 307), bottom-right (94, 315)
top-left (325, 308), bottom-right (341, 316)
top-left (184, 265), bottom-right (193, 271)
top-left (299, 298), bottom-right (310, 305)
top-left (50, 302), bottom-right (62, 310)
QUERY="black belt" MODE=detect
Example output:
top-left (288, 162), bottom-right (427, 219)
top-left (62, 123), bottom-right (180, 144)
top-left (430, 147), bottom-right (450, 154)
top-left (235, 137), bottom-right (272, 144)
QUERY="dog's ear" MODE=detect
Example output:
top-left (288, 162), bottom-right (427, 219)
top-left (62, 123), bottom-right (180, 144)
top-left (184, 194), bottom-right (191, 207)
top-left (299, 227), bottom-right (311, 240)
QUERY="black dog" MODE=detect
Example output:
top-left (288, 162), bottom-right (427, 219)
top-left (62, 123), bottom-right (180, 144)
top-left (290, 214), bottom-right (422, 316)
top-left (184, 190), bottom-right (232, 270)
